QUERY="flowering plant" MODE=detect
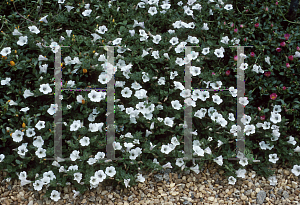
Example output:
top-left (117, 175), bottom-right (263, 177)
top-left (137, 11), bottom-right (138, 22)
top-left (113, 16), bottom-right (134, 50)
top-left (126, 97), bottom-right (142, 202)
top-left (0, 0), bottom-right (300, 202)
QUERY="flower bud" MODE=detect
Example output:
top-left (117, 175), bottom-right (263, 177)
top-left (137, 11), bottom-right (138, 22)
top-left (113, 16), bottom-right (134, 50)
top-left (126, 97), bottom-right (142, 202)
top-left (280, 41), bottom-right (286, 47)
top-left (282, 86), bottom-right (287, 90)
top-left (234, 55), bottom-right (238, 61)
top-left (288, 55), bottom-right (293, 61)
top-left (255, 23), bottom-right (259, 28)
top-left (258, 107), bottom-right (261, 111)
top-left (225, 70), bottom-right (230, 76)
top-left (276, 48), bottom-right (281, 52)
top-left (260, 115), bottom-right (265, 120)
top-left (297, 46), bottom-right (300, 51)
top-left (234, 28), bottom-right (238, 33)
top-left (286, 63), bottom-right (290, 68)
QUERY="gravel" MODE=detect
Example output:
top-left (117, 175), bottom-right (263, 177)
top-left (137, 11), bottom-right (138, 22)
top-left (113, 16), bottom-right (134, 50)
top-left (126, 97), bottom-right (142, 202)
top-left (1, 162), bottom-right (300, 205)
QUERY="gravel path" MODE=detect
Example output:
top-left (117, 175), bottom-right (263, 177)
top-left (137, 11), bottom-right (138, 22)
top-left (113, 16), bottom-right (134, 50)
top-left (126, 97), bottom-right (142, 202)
top-left (1, 162), bottom-right (300, 205)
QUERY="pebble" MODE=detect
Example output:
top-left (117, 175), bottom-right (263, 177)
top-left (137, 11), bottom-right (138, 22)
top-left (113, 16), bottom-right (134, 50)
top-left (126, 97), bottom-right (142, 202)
top-left (1, 163), bottom-right (300, 204)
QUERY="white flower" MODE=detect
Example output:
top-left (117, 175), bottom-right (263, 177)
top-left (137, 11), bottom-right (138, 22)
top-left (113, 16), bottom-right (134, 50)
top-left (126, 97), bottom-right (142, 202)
top-left (136, 173), bottom-right (145, 183)
top-left (70, 150), bottom-right (80, 161)
top-left (38, 55), bottom-right (48, 61)
top-left (161, 145), bottom-right (172, 154)
top-left (35, 147), bottom-right (46, 158)
top-left (88, 90), bottom-right (102, 102)
top-left (65, 5), bottom-right (74, 12)
top-left (190, 66), bottom-right (201, 76)
top-left (0, 47), bottom-right (11, 56)
top-left (193, 145), bottom-right (204, 156)
top-left (74, 173), bottom-right (82, 183)
top-left (214, 48), bottom-right (224, 58)
top-left (270, 112), bottom-right (281, 124)
top-left (239, 97), bottom-right (249, 106)
top-left (12, 130), bottom-right (24, 143)
top-left (28, 25), bottom-right (40, 34)
top-left (265, 56), bottom-right (271, 65)
top-left (47, 104), bottom-right (58, 116)
top-left (82, 9), bottom-right (92, 17)
top-left (164, 117), bottom-right (174, 127)
top-left (269, 154), bottom-right (279, 164)
top-left (79, 136), bottom-right (90, 146)
top-left (176, 158), bottom-right (185, 167)
top-left (224, 4), bottom-right (233, 10)
top-left (50, 190), bottom-right (61, 202)
top-left (17, 36), bottom-right (28, 46)
top-left (148, 7), bottom-right (158, 15)
top-left (212, 94), bottom-right (223, 105)
top-left (35, 120), bottom-right (45, 130)
top-left (70, 120), bottom-right (82, 132)
top-left (228, 176), bottom-right (236, 185)
top-left (171, 100), bottom-right (182, 110)
top-left (236, 168), bottom-right (247, 178)
top-left (1, 77), bottom-right (11, 85)
top-left (214, 155), bottom-right (223, 166)
top-left (39, 15), bottom-right (48, 23)
top-left (39, 83), bottom-right (52, 94)
top-left (66, 30), bottom-right (72, 37)
top-left (39, 64), bottom-right (48, 74)
top-left (105, 166), bottom-right (116, 177)
top-left (121, 87), bottom-right (132, 98)
top-left (239, 158), bottom-right (248, 166)
top-left (96, 25), bottom-right (108, 34)
top-left (291, 165), bottom-right (300, 176)
top-left (50, 42), bottom-right (60, 53)
top-left (202, 23), bottom-right (209, 30)
top-left (33, 180), bottom-right (43, 191)
top-left (12, 29), bottom-right (22, 35)
top-left (239, 63), bottom-right (248, 70)
top-left (171, 137), bottom-right (180, 146)
top-left (221, 36), bottom-right (230, 44)
top-left (124, 179), bottom-right (130, 188)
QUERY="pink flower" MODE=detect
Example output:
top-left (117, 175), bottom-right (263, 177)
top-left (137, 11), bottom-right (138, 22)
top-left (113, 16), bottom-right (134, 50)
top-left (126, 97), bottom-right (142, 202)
top-left (282, 86), bottom-right (287, 90)
top-left (260, 115), bottom-right (265, 121)
top-left (231, 23), bottom-right (234, 27)
top-left (280, 41), bottom-right (286, 47)
top-left (244, 37), bottom-right (247, 42)
top-left (258, 107), bottom-right (261, 111)
top-left (255, 23), bottom-right (259, 28)
top-left (234, 55), bottom-right (238, 61)
top-left (276, 48), bottom-right (281, 52)
top-left (276, 1), bottom-right (278, 5)
top-left (240, 24), bottom-right (244, 28)
top-left (284, 33), bottom-right (290, 40)
top-left (250, 52), bottom-right (255, 57)
top-left (234, 28), bottom-right (238, 33)
top-left (224, 21), bottom-right (226, 25)
top-left (288, 55), bottom-right (293, 61)
top-left (271, 23), bottom-right (273, 27)
top-left (265, 7), bottom-right (269, 11)
top-left (245, 9), bottom-right (249, 12)
top-left (225, 70), bottom-right (230, 76)
top-left (270, 93), bottom-right (277, 100)
top-left (297, 46), bottom-right (300, 51)
top-left (212, 72), bottom-right (215, 75)
top-left (286, 63), bottom-right (290, 68)
top-left (264, 71), bottom-right (271, 77)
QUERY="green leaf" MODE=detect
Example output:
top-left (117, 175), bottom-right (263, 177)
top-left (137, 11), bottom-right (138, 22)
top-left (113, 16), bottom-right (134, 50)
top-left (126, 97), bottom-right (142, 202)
top-left (263, 108), bottom-right (269, 113)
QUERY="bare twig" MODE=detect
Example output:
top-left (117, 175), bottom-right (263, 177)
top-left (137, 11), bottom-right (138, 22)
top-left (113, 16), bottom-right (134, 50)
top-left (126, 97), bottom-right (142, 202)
top-left (13, 1), bottom-right (37, 25)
